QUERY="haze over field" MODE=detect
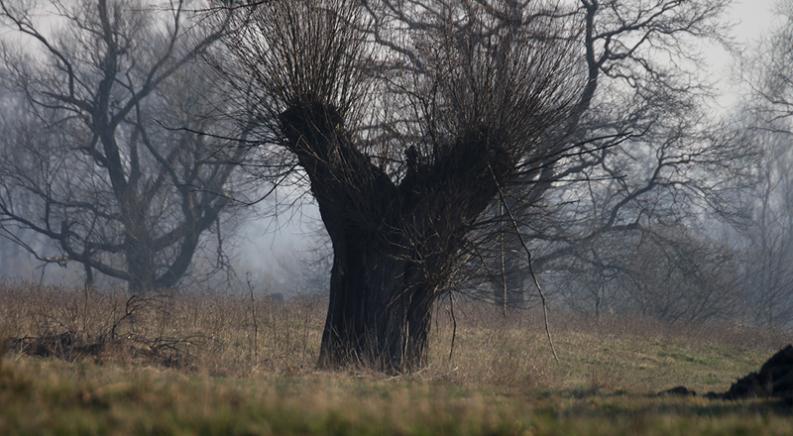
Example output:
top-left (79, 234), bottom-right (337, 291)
top-left (0, 0), bottom-right (783, 295)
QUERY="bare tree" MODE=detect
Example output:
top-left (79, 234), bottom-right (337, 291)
top-left (217, 0), bottom-right (587, 372)
top-left (736, 126), bottom-right (793, 329)
top-left (613, 226), bottom-right (741, 324)
top-left (211, 0), bottom-right (740, 372)
top-left (0, 0), bottom-right (250, 293)
top-left (734, 2), bottom-right (793, 329)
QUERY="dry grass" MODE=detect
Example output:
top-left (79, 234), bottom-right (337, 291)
top-left (0, 285), bottom-right (326, 375)
top-left (1, 284), bottom-right (791, 435)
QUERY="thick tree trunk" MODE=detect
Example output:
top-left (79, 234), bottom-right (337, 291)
top-left (123, 195), bottom-right (152, 294)
top-left (279, 100), bottom-right (509, 373)
top-left (126, 238), bottom-right (156, 295)
top-left (317, 231), bottom-right (433, 372)
top-left (279, 102), bottom-right (436, 372)
top-left (124, 207), bottom-right (156, 295)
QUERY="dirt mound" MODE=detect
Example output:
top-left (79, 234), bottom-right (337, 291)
top-left (722, 345), bottom-right (793, 401)
top-left (660, 345), bottom-right (793, 401)
top-left (658, 385), bottom-right (696, 396)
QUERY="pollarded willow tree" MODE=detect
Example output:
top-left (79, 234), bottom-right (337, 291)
top-left (218, 0), bottom-right (585, 372)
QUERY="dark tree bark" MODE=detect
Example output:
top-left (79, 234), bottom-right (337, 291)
top-left (280, 101), bottom-right (512, 371)
top-left (319, 234), bottom-right (434, 371)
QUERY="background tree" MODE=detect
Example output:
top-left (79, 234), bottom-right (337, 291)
top-left (525, 0), bottom-right (741, 274)
top-left (738, 130), bottom-right (793, 329)
top-left (0, 0), bottom-right (252, 293)
top-left (731, 2), bottom-right (793, 329)
top-left (550, 224), bottom-right (743, 324)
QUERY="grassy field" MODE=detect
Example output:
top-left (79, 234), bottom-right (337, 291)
top-left (0, 285), bottom-right (791, 435)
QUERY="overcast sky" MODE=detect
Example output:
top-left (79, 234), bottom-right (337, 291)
top-left (708, 0), bottom-right (781, 111)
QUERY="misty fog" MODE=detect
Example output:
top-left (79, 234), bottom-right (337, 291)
top-left (0, 0), bottom-right (792, 334)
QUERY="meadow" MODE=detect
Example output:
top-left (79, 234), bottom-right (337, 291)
top-left (0, 285), bottom-right (791, 435)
